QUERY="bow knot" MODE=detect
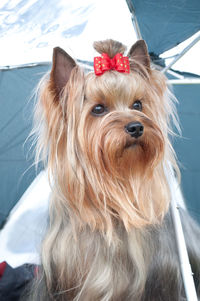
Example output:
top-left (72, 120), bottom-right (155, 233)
top-left (94, 53), bottom-right (130, 76)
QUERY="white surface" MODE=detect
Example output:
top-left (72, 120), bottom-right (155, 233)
top-left (0, 0), bottom-right (199, 74)
top-left (0, 170), bottom-right (50, 268)
top-left (0, 0), bottom-right (136, 67)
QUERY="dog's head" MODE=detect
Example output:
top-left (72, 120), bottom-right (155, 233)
top-left (35, 39), bottom-right (178, 237)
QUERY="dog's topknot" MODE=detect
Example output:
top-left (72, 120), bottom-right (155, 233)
top-left (93, 39), bottom-right (127, 58)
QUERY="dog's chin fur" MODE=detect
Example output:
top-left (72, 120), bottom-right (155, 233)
top-left (27, 39), bottom-right (200, 301)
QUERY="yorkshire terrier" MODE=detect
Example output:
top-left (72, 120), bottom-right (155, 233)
top-left (29, 39), bottom-right (200, 300)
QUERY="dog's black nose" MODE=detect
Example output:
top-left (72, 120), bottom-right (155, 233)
top-left (125, 122), bottom-right (144, 138)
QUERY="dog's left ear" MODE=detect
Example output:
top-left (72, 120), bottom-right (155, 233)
top-left (128, 40), bottom-right (150, 71)
top-left (50, 47), bottom-right (76, 96)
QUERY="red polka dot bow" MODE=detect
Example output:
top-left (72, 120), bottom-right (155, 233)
top-left (94, 53), bottom-right (130, 76)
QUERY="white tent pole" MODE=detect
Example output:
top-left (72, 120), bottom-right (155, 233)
top-left (126, 1), bottom-right (142, 40)
top-left (170, 197), bottom-right (198, 301)
top-left (162, 32), bottom-right (200, 74)
top-left (167, 164), bottom-right (198, 301)
top-left (169, 79), bottom-right (200, 85)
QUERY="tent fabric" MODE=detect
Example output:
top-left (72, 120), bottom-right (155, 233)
top-left (0, 64), bottom-right (49, 229)
top-left (172, 83), bottom-right (200, 223)
top-left (127, 0), bottom-right (200, 55)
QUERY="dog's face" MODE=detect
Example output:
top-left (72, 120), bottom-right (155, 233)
top-left (82, 70), bottom-right (165, 178)
top-left (38, 40), bottom-right (175, 235)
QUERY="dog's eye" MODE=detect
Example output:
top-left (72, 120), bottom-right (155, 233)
top-left (92, 104), bottom-right (107, 116)
top-left (132, 100), bottom-right (142, 111)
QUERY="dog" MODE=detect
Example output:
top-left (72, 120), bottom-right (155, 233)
top-left (28, 39), bottom-right (200, 301)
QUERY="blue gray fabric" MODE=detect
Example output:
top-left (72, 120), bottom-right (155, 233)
top-left (172, 83), bottom-right (200, 223)
top-left (127, 0), bottom-right (200, 55)
top-left (0, 65), bottom-right (48, 228)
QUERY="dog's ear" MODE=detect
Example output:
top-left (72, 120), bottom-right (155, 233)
top-left (128, 40), bottom-right (150, 70)
top-left (50, 47), bottom-right (76, 96)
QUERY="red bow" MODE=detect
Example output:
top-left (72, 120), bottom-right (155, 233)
top-left (94, 53), bottom-right (130, 76)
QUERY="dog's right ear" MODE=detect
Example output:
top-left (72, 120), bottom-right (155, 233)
top-left (50, 47), bottom-right (76, 97)
top-left (128, 40), bottom-right (150, 73)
